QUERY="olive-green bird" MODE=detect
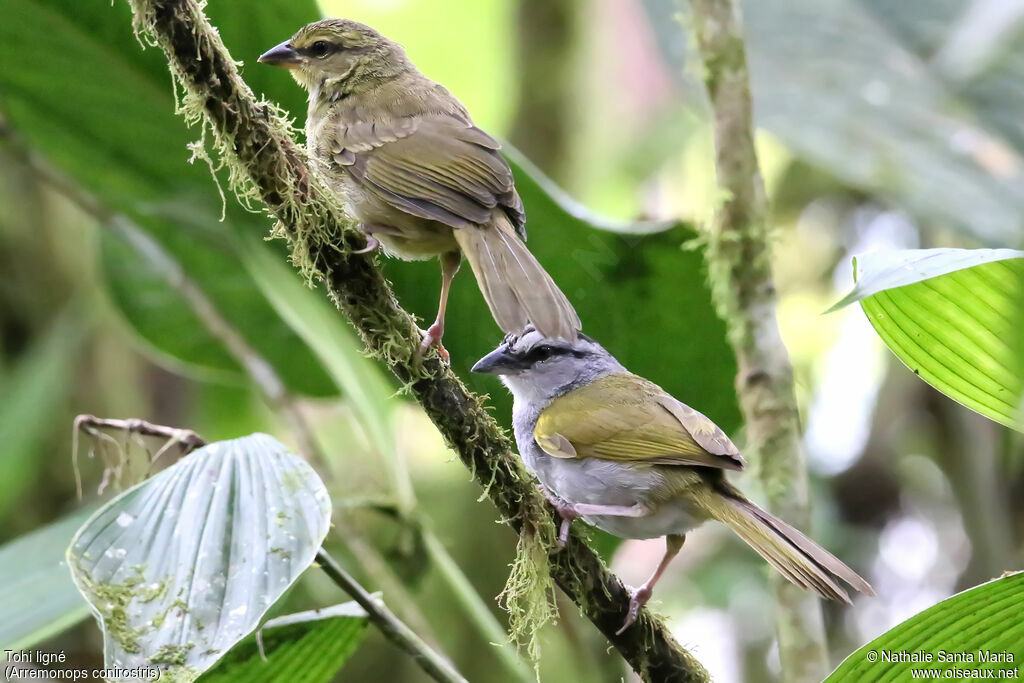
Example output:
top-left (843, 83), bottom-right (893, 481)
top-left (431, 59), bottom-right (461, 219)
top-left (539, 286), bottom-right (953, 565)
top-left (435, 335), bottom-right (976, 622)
top-left (259, 19), bottom-right (580, 356)
top-left (473, 329), bottom-right (874, 632)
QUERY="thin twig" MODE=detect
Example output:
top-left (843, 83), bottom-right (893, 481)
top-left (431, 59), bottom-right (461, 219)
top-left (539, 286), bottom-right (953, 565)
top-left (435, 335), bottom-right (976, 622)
top-left (316, 549), bottom-right (468, 683)
top-left (687, 0), bottom-right (831, 679)
top-left (122, 0), bottom-right (708, 679)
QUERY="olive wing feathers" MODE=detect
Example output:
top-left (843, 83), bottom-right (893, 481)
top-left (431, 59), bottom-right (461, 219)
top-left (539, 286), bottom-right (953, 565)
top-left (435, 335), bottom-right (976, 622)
top-left (533, 373), bottom-right (744, 470)
top-left (329, 114), bottom-right (526, 236)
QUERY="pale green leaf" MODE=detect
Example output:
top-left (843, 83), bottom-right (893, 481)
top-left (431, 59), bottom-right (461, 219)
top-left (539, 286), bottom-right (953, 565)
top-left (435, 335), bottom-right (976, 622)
top-left (0, 509), bottom-right (94, 650)
top-left (826, 572), bottom-right (1024, 681)
top-left (832, 248), bottom-right (1024, 430)
top-left (68, 434), bottom-right (332, 681)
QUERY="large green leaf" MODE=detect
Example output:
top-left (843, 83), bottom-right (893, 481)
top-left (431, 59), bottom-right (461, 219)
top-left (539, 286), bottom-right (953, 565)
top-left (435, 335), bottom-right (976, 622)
top-left (826, 572), bottom-right (1024, 681)
top-left (832, 248), bottom-right (1024, 431)
top-left (0, 0), bottom-right (337, 396)
top-left (199, 602), bottom-right (368, 683)
top-left (643, 0), bottom-right (1024, 245)
top-left (0, 509), bottom-right (94, 650)
top-left (68, 434), bottom-right (332, 681)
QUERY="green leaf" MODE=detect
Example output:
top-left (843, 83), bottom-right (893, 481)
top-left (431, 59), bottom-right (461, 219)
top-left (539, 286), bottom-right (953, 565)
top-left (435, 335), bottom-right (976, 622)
top-left (0, 509), bottom-right (94, 650)
top-left (826, 572), bottom-right (1024, 681)
top-left (832, 248), bottom-right (1024, 430)
top-left (0, 0), bottom-right (338, 396)
top-left (199, 602), bottom-right (368, 683)
top-left (239, 241), bottom-right (396, 450)
top-left (68, 434), bottom-right (332, 681)
top-left (0, 312), bottom-right (81, 519)
top-left (643, 0), bottom-right (1024, 245)
top-left (238, 240), bottom-right (418, 504)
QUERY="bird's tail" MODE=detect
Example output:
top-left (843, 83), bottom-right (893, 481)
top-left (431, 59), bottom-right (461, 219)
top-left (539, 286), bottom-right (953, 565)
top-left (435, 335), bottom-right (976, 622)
top-left (453, 214), bottom-right (580, 340)
top-left (701, 483), bottom-right (874, 603)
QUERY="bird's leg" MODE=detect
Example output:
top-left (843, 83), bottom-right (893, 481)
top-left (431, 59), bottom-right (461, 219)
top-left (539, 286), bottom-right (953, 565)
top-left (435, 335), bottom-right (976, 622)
top-left (536, 484), bottom-right (579, 547)
top-left (418, 251), bottom-right (462, 361)
top-left (567, 502), bottom-right (651, 518)
top-left (617, 534), bottom-right (685, 635)
top-left (538, 490), bottom-right (650, 547)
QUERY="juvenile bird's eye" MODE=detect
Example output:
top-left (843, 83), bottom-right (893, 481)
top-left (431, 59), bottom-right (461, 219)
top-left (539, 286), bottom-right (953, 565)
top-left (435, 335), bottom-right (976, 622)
top-left (310, 40), bottom-right (333, 58)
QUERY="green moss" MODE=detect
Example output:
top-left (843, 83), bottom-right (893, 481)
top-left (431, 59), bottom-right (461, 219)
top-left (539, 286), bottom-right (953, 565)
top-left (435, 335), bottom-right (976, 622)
top-left (138, 577), bottom-right (170, 604)
top-left (70, 561), bottom-right (149, 655)
top-left (270, 546), bottom-right (293, 561)
top-left (149, 642), bottom-right (194, 667)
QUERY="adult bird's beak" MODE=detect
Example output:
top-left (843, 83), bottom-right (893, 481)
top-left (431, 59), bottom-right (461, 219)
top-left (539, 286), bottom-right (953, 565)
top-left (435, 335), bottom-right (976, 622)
top-left (471, 347), bottom-right (518, 375)
top-left (258, 41), bottom-right (302, 68)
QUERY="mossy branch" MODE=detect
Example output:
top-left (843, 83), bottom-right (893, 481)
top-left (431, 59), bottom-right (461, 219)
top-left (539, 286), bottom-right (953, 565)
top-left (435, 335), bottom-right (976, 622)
top-left (123, 0), bottom-right (708, 680)
top-left (686, 0), bottom-right (831, 680)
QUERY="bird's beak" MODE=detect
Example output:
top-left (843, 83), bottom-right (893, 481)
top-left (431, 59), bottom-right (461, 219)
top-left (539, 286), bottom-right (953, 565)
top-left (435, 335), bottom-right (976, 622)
top-left (471, 347), bottom-right (518, 375)
top-left (258, 41), bottom-right (302, 68)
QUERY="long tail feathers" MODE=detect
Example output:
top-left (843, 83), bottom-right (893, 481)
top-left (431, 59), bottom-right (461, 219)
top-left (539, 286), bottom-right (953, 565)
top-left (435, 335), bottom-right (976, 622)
top-left (705, 486), bottom-right (874, 603)
top-left (454, 215), bottom-right (581, 340)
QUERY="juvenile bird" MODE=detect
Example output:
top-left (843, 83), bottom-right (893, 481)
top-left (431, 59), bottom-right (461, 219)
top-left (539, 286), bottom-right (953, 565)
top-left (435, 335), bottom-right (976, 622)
top-left (259, 20), bottom-right (580, 356)
top-left (473, 329), bottom-right (873, 632)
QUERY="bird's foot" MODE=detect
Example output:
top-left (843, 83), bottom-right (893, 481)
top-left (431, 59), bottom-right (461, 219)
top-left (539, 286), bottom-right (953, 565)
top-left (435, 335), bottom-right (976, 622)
top-left (616, 585), bottom-right (653, 635)
top-left (351, 234), bottom-right (379, 255)
top-left (536, 485), bottom-right (578, 547)
top-left (418, 323), bottom-right (449, 363)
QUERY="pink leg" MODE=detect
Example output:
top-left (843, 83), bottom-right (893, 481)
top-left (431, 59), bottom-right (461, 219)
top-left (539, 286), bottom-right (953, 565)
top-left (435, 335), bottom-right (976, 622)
top-left (617, 534), bottom-right (685, 634)
top-left (419, 251), bottom-right (462, 361)
top-left (536, 485), bottom-right (579, 547)
top-left (538, 486), bottom-right (650, 547)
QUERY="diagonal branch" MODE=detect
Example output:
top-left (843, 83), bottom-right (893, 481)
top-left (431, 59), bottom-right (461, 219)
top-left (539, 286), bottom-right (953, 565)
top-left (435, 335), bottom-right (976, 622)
top-left (687, 0), bottom-right (831, 679)
top-left (123, 0), bottom-right (708, 680)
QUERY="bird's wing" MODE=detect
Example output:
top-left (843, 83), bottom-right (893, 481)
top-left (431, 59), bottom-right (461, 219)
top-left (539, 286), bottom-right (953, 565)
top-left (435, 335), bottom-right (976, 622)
top-left (329, 114), bottom-right (526, 236)
top-left (534, 373), bottom-right (744, 471)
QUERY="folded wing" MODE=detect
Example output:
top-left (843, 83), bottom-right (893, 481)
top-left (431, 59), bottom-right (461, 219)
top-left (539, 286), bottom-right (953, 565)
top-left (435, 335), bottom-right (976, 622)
top-left (534, 373), bottom-right (744, 471)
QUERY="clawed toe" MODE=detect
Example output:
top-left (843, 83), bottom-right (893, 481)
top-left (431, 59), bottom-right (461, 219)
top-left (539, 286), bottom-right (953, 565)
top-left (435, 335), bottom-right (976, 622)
top-left (352, 235), bottom-right (379, 254)
top-left (536, 488), bottom-right (578, 548)
top-left (616, 586), bottom-right (652, 635)
top-left (418, 324), bottom-right (449, 363)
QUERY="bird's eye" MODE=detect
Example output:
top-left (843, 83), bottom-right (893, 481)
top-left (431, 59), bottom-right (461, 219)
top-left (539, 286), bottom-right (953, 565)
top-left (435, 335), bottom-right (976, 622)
top-left (310, 40), bottom-right (333, 58)
top-left (532, 345), bottom-right (555, 361)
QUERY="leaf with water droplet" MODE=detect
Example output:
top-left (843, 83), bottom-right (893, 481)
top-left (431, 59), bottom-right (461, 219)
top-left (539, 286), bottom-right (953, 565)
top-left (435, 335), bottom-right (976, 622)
top-left (68, 434), bottom-right (331, 681)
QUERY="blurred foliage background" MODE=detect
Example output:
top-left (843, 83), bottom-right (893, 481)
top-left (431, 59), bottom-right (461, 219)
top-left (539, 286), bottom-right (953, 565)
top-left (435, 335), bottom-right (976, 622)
top-left (1, 0), bottom-right (1023, 681)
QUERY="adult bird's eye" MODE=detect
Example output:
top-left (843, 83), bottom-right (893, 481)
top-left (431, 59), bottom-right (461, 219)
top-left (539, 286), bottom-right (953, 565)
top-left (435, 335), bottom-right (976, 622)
top-left (310, 40), bottom-right (333, 58)
top-left (533, 345), bottom-right (554, 361)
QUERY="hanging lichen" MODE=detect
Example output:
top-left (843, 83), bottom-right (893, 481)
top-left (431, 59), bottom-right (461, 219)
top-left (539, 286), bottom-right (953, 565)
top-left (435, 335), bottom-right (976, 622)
top-left (498, 494), bottom-right (559, 674)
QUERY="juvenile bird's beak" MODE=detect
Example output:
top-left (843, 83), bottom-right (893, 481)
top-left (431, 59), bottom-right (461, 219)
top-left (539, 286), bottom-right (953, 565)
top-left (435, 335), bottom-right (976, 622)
top-left (471, 348), bottom-right (518, 375)
top-left (258, 41), bottom-right (302, 68)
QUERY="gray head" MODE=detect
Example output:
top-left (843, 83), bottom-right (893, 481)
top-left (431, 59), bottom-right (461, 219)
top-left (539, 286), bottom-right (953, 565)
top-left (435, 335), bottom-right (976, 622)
top-left (471, 328), bottom-right (625, 404)
top-left (258, 19), bottom-right (414, 96)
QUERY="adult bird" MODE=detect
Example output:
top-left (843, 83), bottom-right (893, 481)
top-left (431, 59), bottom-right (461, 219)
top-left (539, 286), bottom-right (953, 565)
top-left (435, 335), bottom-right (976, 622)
top-left (473, 328), bottom-right (873, 632)
top-left (259, 19), bottom-right (580, 357)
